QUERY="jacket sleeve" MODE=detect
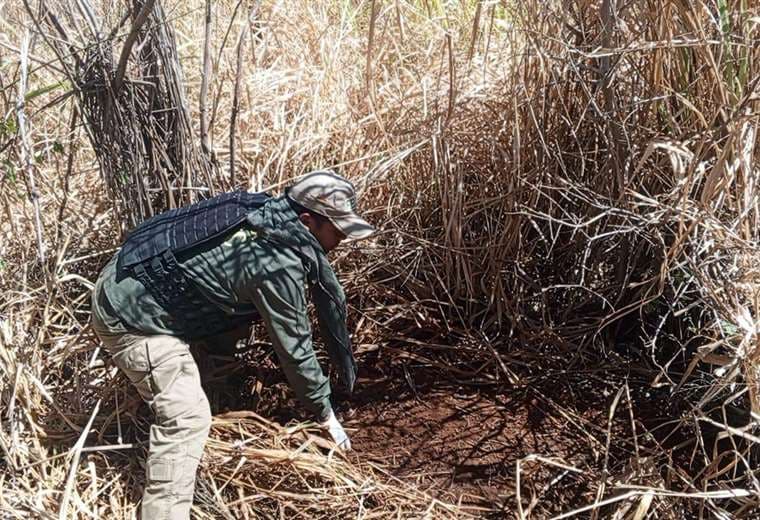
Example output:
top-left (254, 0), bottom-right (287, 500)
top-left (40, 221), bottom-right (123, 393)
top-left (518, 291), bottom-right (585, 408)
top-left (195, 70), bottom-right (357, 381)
top-left (312, 281), bottom-right (357, 393)
top-left (247, 250), bottom-right (333, 421)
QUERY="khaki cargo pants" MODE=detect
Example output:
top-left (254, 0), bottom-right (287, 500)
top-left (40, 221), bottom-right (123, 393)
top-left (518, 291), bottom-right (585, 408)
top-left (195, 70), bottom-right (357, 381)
top-left (92, 313), bottom-right (211, 520)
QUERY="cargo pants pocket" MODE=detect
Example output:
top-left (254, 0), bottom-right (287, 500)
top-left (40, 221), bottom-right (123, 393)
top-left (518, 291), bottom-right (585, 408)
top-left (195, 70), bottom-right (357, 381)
top-left (148, 458), bottom-right (175, 483)
top-left (149, 352), bottom-right (205, 422)
top-left (111, 342), bottom-right (154, 403)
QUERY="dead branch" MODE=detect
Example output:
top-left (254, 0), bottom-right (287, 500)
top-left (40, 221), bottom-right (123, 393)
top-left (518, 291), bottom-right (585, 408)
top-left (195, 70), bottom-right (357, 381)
top-left (199, 0), bottom-right (214, 161)
top-left (113, 0), bottom-right (156, 92)
top-left (16, 29), bottom-right (46, 265)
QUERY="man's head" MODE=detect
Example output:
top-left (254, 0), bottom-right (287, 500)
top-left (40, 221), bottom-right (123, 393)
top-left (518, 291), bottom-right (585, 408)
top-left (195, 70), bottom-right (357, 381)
top-left (286, 171), bottom-right (375, 252)
top-left (288, 201), bottom-right (347, 252)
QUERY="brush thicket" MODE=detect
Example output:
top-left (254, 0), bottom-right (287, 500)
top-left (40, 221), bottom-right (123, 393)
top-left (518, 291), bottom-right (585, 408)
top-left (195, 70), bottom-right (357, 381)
top-left (0, 0), bottom-right (758, 518)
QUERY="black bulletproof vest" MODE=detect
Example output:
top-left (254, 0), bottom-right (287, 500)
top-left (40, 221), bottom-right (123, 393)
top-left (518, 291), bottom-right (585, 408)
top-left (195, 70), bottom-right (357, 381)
top-left (116, 190), bottom-right (271, 339)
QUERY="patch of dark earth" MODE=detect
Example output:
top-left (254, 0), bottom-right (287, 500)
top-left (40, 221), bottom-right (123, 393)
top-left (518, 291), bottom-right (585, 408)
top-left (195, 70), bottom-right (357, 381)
top-left (199, 347), bottom-right (681, 517)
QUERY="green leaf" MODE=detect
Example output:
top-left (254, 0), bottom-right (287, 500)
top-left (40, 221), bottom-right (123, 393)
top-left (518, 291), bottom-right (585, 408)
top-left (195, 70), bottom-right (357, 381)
top-left (719, 319), bottom-right (739, 337)
top-left (2, 159), bottom-right (16, 183)
top-left (25, 80), bottom-right (69, 102)
top-left (0, 117), bottom-right (17, 136)
top-left (718, 0), bottom-right (730, 35)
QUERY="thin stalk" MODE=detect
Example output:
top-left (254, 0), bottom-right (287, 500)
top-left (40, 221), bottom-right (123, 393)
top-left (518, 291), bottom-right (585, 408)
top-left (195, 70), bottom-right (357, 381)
top-left (200, 0), bottom-right (214, 159)
top-left (16, 29), bottom-right (46, 265)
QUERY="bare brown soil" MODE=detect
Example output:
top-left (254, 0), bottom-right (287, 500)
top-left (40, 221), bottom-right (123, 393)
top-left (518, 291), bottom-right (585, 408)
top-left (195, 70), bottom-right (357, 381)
top-left (339, 368), bottom-right (609, 514)
top-left (203, 344), bottom-right (664, 517)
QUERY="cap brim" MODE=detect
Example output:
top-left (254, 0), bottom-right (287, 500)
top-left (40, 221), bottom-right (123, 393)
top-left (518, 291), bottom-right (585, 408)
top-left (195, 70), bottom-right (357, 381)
top-left (329, 213), bottom-right (375, 240)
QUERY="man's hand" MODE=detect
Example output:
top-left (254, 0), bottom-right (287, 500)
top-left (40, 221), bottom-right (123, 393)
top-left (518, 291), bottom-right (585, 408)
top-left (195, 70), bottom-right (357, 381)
top-left (320, 410), bottom-right (351, 451)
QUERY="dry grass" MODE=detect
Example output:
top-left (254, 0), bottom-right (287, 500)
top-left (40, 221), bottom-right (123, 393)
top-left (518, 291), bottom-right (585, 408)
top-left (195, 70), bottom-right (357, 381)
top-left (1, 0), bottom-right (759, 518)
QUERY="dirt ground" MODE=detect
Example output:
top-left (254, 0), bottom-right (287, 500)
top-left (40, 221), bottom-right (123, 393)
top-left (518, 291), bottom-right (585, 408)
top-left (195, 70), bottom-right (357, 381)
top-left (205, 347), bottom-right (650, 517)
top-left (87, 331), bottom-right (698, 519)
top-left (341, 367), bottom-right (612, 515)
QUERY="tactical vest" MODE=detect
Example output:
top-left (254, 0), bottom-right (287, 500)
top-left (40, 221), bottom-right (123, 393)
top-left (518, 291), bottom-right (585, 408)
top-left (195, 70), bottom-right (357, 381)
top-left (116, 190), bottom-right (271, 339)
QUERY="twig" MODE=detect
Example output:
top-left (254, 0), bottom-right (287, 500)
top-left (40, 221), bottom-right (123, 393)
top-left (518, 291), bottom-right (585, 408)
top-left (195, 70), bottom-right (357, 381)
top-left (113, 0), bottom-right (156, 91)
top-left (365, 0), bottom-right (378, 94)
top-left (551, 488), bottom-right (751, 520)
top-left (3, 363), bottom-right (24, 470)
top-left (590, 385), bottom-right (625, 520)
top-left (74, 0), bottom-right (100, 39)
top-left (55, 104), bottom-right (79, 242)
top-left (229, 2), bottom-right (262, 185)
top-left (517, 455), bottom-right (584, 519)
top-left (80, 442), bottom-right (140, 453)
top-left (199, 0), bottom-right (214, 158)
top-left (16, 29), bottom-right (46, 265)
top-left (59, 399), bottom-right (101, 520)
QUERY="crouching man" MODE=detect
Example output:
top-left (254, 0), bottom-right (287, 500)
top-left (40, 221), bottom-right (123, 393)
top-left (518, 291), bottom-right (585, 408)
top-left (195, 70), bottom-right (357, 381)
top-left (91, 171), bottom-right (374, 519)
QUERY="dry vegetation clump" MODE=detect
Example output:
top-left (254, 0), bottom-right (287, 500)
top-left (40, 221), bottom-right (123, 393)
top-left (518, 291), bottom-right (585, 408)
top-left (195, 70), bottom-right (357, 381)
top-left (1, 0), bottom-right (759, 518)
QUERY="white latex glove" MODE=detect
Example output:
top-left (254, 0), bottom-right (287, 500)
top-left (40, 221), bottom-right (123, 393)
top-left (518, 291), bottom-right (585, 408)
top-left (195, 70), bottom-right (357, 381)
top-left (320, 410), bottom-right (352, 451)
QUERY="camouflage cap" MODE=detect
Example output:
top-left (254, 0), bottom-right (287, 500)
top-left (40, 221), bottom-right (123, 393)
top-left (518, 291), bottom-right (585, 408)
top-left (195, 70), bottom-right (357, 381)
top-left (287, 170), bottom-right (375, 240)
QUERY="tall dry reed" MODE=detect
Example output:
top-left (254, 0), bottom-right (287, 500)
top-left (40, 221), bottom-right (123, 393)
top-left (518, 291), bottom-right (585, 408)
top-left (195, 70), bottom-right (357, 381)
top-left (0, 0), bottom-right (758, 517)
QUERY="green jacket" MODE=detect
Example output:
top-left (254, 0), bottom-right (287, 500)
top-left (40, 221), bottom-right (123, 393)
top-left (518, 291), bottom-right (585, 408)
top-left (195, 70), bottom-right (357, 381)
top-left (92, 223), bottom-right (338, 420)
